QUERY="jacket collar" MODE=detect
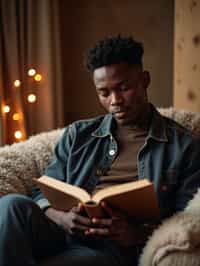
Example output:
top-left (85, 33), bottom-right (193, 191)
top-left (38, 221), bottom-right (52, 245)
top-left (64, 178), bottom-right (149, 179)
top-left (91, 113), bottom-right (115, 138)
top-left (147, 104), bottom-right (168, 142)
top-left (91, 104), bottom-right (168, 142)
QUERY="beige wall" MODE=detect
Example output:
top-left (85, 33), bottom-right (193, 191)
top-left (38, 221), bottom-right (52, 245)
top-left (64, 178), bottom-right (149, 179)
top-left (174, 0), bottom-right (200, 112)
top-left (59, 0), bottom-right (174, 124)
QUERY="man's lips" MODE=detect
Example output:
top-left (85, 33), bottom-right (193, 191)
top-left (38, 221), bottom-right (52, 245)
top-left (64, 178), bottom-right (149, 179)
top-left (114, 112), bottom-right (126, 119)
top-left (111, 108), bottom-right (127, 114)
top-left (111, 108), bottom-right (128, 119)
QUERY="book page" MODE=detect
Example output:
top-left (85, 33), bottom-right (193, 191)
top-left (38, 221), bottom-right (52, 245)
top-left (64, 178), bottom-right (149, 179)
top-left (92, 179), bottom-right (151, 203)
top-left (35, 176), bottom-right (91, 203)
top-left (91, 179), bottom-right (160, 222)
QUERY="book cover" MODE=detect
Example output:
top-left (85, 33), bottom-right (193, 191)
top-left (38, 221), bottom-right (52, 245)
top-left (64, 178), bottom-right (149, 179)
top-left (35, 175), bottom-right (160, 222)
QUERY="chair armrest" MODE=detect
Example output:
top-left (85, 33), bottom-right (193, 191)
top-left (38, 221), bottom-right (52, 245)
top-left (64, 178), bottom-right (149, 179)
top-left (139, 212), bottom-right (200, 266)
top-left (0, 128), bottom-right (64, 196)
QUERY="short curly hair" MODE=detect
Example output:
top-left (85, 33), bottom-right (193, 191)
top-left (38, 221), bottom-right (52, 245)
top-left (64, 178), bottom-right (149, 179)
top-left (85, 35), bottom-right (144, 72)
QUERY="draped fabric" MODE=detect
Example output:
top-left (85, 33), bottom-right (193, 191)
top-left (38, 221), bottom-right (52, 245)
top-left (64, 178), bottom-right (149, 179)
top-left (0, 0), bottom-right (64, 145)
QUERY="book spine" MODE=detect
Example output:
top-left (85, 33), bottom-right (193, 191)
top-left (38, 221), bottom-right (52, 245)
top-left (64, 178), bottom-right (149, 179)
top-left (83, 203), bottom-right (106, 218)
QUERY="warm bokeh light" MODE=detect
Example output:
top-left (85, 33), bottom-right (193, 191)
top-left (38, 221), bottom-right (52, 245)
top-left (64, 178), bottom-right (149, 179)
top-left (28, 68), bottom-right (36, 76)
top-left (14, 130), bottom-right (22, 139)
top-left (27, 94), bottom-right (36, 103)
top-left (4, 70), bottom-right (44, 142)
top-left (34, 74), bottom-right (42, 82)
top-left (12, 113), bottom-right (20, 121)
top-left (14, 80), bottom-right (21, 87)
top-left (3, 105), bottom-right (11, 113)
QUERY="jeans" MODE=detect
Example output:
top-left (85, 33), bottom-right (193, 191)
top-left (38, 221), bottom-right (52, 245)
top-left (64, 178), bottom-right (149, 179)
top-left (0, 194), bottom-right (139, 266)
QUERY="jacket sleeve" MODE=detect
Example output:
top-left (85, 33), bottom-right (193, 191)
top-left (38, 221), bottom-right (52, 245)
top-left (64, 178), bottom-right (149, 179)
top-left (31, 125), bottom-right (74, 210)
top-left (175, 136), bottom-right (200, 212)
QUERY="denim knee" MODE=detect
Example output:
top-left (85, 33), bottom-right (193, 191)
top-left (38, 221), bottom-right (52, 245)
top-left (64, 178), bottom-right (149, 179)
top-left (0, 193), bottom-right (32, 206)
top-left (0, 193), bottom-right (35, 216)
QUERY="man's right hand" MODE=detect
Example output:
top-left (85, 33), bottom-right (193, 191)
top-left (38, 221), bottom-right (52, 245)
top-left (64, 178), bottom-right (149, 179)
top-left (45, 204), bottom-right (92, 235)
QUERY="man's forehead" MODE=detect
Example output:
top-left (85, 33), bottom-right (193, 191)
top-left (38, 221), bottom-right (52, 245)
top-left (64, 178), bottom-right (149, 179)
top-left (93, 63), bottom-right (140, 84)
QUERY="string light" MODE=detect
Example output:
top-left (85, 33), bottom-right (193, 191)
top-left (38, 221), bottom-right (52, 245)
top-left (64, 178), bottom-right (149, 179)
top-left (12, 113), bottom-right (20, 121)
top-left (14, 130), bottom-right (23, 140)
top-left (2, 68), bottom-right (44, 143)
top-left (28, 68), bottom-right (36, 76)
top-left (3, 105), bottom-right (11, 113)
top-left (27, 94), bottom-right (36, 103)
top-left (14, 80), bottom-right (21, 87)
top-left (34, 74), bottom-right (42, 82)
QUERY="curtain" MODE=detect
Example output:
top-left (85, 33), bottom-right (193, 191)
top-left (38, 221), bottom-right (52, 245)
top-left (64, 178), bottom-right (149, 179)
top-left (0, 0), bottom-right (64, 145)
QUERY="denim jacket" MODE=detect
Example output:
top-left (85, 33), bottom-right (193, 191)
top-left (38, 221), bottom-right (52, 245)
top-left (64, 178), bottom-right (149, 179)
top-left (32, 105), bottom-right (200, 219)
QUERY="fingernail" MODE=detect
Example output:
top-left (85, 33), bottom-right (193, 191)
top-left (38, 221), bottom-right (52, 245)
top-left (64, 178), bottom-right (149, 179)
top-left (92, 218), bottom-right (96, 223)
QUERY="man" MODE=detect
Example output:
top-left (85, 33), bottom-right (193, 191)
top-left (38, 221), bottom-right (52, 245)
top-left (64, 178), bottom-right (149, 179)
top-left (1, 35), bottom-right (200, 266)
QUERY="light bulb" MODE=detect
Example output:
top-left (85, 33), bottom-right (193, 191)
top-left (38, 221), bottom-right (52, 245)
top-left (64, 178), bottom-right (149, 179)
top-left (14, 80), bottom-right (21, 87)
top-left (28, 69), bottom-right (36, 76)
top-left (34, 74), bottom-right (42, 82)
top-left (27, 94), bottom-right (36, 103)
top-left (3, 105), bottom-right (10, 113)
top-left (14, 130), bottom-right (22, 139)
top-left (12, 113), bottom-right (20, 121)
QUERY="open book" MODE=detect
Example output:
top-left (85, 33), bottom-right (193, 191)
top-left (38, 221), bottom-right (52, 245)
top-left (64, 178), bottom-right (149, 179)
top-left (35, 176), bottom-right (160, 222)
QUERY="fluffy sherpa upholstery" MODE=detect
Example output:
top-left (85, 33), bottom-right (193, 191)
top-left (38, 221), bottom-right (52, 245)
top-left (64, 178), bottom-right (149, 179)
top-left (0, 128), bottom-right (64, 196)
top-left (1, 107), bottom-right (200, 266)
top-left (139, 190), bottom-right (200, 266)
top-left (158, 107), bottom-right (200, 136)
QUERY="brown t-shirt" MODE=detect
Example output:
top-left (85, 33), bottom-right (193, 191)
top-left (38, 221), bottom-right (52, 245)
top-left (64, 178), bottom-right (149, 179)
top-left (94, 125), bottom-right (147, 192)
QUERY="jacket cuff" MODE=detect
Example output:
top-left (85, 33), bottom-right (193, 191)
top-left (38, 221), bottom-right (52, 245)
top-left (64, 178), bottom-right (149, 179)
top-left (36, 198), bottom-right (51, 211)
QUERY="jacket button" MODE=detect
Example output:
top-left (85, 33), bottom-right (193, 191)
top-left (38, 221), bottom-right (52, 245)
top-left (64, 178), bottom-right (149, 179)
top-left (109, 149), bottom-right (115, 156)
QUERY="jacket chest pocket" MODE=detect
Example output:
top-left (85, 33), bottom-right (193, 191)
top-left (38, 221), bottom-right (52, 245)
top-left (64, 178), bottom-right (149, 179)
top-left (160, 169), bottom-right (179, 193)
top-left (158, 169), bottom-right (179, 218)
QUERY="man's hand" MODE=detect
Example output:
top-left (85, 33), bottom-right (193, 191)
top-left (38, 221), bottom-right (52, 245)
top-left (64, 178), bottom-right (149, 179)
top-left (45, 204), bottom-right (92, 235)
top-left (85, 201), bottom-right (145, 247)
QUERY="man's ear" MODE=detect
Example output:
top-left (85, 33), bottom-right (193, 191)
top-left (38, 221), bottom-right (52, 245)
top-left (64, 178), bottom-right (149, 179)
top-left (143, 71), bottom-right (150, 88)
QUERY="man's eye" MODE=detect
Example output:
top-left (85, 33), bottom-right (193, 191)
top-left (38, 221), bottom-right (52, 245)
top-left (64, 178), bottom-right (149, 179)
top-left (98, 90), bottom-right (109, 97)
top-left (120, 86), bottom-right (128, 91)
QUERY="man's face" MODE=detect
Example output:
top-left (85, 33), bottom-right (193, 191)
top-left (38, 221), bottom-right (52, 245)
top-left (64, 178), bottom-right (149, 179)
top-left (93, 63), bottom-right (150, 126)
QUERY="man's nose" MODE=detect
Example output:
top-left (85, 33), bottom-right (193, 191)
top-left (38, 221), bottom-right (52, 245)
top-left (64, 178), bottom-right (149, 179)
top-left (110, 92), bottom-right (123, 105)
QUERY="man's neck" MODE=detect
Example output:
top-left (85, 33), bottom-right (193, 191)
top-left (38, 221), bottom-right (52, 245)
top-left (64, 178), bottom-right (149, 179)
top-left (119, 104), bottom-right (152, 130)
